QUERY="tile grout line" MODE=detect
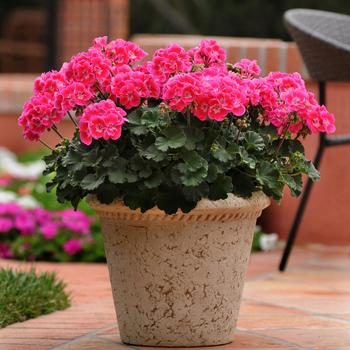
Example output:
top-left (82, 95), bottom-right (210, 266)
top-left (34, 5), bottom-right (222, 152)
top-left (236, 329), bottom-right (313, 350)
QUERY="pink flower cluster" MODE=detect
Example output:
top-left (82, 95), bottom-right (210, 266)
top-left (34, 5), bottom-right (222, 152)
top-left (0, 203), bottom-right (92, 258)
top-left (110, 70), bottom-right (160, 109)
top-left (19, 37), bottom-right (335, 144)
top-left (79, 100), bottom-right (127, 145)
top-left (249, 72), bottom-right (336, 135)
top-left (188, 39), bottom-right (226, 67)
top-left (163, 68), bottom-right (248, 120)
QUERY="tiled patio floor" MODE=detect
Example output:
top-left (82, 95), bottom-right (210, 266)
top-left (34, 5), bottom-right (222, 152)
top-left (0, 245), bottom-right (349, 350)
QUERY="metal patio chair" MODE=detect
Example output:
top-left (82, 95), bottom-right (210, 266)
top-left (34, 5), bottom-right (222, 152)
top-left (279, 9), bottom-right (350, 271)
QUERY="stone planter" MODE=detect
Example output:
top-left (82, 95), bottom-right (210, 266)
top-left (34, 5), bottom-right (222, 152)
top-left (88, 192), bottom-right (270, 347)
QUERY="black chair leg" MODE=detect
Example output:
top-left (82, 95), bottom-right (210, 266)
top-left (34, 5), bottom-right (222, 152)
top-left (279, 140), bottom-right (326, 272)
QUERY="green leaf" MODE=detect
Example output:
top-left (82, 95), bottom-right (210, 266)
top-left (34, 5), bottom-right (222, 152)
top-left (206, 164), bottom-right (218, 182)
top-left (184, 128), bottom-right (204, 150)
top-left (140, 144), bottom-right (166, 162)
top-left (155, 127), bottom-right (186, 151)
top-left (283, 174), bottom-right (303, 197)
top-left (107, 159), bottom-right (127, 184)
top-left (256, 161), bottom-right (283, 200)
top-left (231, 169), bottom-right (255, 197)
top-left (172, 161), bottom-right (208, 187)
top-left (208, 175), bottom-right (233, 200)
top-left (212, 146), bottom-right (233, 162)
top-left (182, 150), bottom-right (205, 171)
top-left (129, 125), bottom-right (148, 135)
top-left (81, 173), bottom-right (105, 190)
top-left (302, 160), bottom-right (320, 181)
top-left (144, 171), bottom-right (162, 189)
top-left (244, 131), bottom-right (265, 151)
top-left (124, 192), bottom-right (156, 212)
top-left (182, 183), bottom-right (209, 202)
top-left (157, 191), bottom-right (196, 214)
top-left (96, 183), bottom-right (119, 204)
top-left (140, 109), bottom-right (162, 128)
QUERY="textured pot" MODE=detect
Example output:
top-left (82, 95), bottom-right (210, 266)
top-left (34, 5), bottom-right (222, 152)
top-left (88, 192), bottom-right (269, 347)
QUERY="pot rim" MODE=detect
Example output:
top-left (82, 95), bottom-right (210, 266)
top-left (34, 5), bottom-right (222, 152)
top-left (87, 192), bottom-right (270, 222)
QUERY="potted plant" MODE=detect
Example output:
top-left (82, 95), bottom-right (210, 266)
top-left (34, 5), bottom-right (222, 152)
top-left (18, 37), bottom-right (335, 346)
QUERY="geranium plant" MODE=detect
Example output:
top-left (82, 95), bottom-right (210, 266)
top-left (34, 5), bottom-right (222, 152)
top-left (19, 38), bottom-right (335, 214)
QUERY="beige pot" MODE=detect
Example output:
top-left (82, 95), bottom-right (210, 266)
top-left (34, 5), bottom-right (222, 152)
top-left (88, 192), bottom-right (269, 347)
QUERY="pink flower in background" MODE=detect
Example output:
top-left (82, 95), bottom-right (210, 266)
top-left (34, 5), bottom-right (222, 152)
top-left (63, 239), bottom-right (82, 256)
top-left (0, 218), bottom-right (13, 232)
top-left (234, 59), bottom-right (261, 78)
top-left (0, 174), bottom-right (12, 187)
top-left (14, 211), bottom-right (36, 236)
top-left (0, 243), bottom-right (12, 259)
top-left (41, 222), bottom-right (59, 240)
top-left (61, 209), bottom-right (91, 235)
top-left (79, 100), bottom-right (127, 145)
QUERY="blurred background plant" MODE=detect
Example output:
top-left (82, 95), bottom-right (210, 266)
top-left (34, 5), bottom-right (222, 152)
top-left (0, 147), bottom-right (105, 262)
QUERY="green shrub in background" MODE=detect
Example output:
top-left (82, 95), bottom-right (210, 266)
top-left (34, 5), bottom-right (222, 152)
top-left (131, 0), bottom-right (350, 39)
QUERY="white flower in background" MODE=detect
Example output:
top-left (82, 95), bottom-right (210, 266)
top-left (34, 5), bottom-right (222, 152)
top-left (0, 190), bottom-right (17, 203)
top-left (16, 195), bottom-right (41, 208)
top-left (0, 147), bottom-right (45, 180)
top-left (259, 233), bottom-right (278, 251)
top-left (0, 190), bottom-right (40, 208)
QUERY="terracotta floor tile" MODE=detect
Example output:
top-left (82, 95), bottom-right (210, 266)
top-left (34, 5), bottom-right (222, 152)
top-left (257, 329), bottom-right (350, 350)
top-left (0, 245), bottom-right (348, 350)
top-left (53, 336), bottom-right (129, 350)
top-left (96, 331), bottom-right (294, 349)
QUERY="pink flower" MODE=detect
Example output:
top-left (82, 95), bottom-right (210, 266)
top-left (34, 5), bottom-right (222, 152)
top-left (0, 218), bottom-right (13, 232)
top-left (18, 94), bottom-right (64, 141)
top-left (63, 239), bottom-right (82, 256)
top-left (189, 39), bottom-right (226, 68)
top-left (34, 70), bottom-right (65, 96)
top-left (55, 82), bottom-right (93, 113)
top-left (41, 223), bottom-right (59, 239)
top-left (104, 39), bottom-right (146, 66)
top-left (0, 174), bottom-right (12, 187)
top-left (92, 36), bottom-right (108, 50)
top-left (0, 243), bottom-right (12, 259)
top-left (234, 59), bottom-right (261, 78)
top-left (150, 44), bottom-right (192, 82)
top-left (79, 100), bottom-right (127, 145)
top-left (110, 71), bottom-right (160, 109)
top-left (62, 50), bottom-right (110, 88)
top-left (60, 209), bottom-right (91, 235)
top-left (14, 211), bottom-right (36, 236)
top-left (163, 68), bottom-right (248, 121)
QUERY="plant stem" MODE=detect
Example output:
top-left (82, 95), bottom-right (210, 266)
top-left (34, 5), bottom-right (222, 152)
top-left (225, 117), bottom-right (233, 137)
top-left (235, 125), bottom-right (242, 143)
top-left (275, 122), bottom-right (291, 156)
top-left (52, 125), bottom-right (64, 139)
top-left (186, 109), bottom-right (191, 128)
top-left (39, 139), bottom-right (53, 151)
top-left (67, 111), bottom-right (78, 127)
